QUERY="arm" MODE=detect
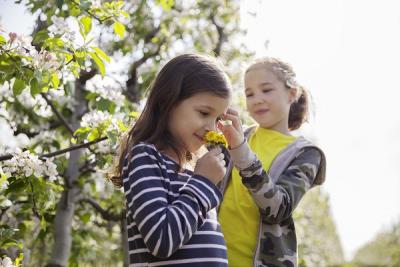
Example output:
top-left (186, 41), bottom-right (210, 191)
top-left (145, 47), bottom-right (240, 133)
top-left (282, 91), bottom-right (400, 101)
top-left (230, 142), bottom-right (321, 224)
top-left (123, 144), bottom-right (222, 258)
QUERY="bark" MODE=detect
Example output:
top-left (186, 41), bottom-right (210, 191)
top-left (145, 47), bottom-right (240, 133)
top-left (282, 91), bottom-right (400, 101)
top-left (45, 77), bottom-right (90, 267)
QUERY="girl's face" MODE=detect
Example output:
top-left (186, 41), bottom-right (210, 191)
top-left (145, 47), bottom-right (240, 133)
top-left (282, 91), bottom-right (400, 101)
top-left (245, 67), bottom-right (296, 134)
top-left (168, 92), bottom-right (230, 156)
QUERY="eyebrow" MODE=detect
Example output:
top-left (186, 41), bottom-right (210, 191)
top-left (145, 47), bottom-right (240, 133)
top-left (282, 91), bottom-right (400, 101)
top-left (245, 82), bottom-right (273, 92)
top-left (196, 105), bottom-right (215, 111)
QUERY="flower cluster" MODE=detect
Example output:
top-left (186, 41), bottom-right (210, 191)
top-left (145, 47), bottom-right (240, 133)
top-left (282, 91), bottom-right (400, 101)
top-left (203, 131), bottom-right (228, 147)
top-left (2, 150), bottom-right (58, 182)
top-left (4, 31), bottom-right (60, 71)
top-left (81, 110), bottom-right (116, 129)
top-left (48, 16), bottom-right (76, 43)
top-left (86, 75), bottom-right (125, 104)
top-left (0, 256), bottom-right (16, 267)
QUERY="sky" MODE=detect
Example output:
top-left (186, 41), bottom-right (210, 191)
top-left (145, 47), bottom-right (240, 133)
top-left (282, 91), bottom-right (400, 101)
top-left (1, 0), bottom-right (400, 260)
top-left (241, 0), bottom-right (400, 259)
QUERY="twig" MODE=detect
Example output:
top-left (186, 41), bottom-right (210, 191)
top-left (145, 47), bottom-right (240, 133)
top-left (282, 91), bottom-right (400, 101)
top-left (81, 197), bottom-right (124, 221)
top-left (0, 136), bottom-right (107, 161)
top-left (41, 93), bottom-right (75, 135)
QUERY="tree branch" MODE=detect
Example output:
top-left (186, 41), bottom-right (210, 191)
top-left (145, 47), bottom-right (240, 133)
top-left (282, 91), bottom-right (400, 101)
top-left (81, 197), bottom-right (124, 221)
top-left (125, 32), bottom-right (164, 102)
top-left (41, 93), bottom-right (75, 135)
top-left (0, 137), bottom-right (107, 162)
top-left (70, 0), bottom-right (112, 23)
top-left (210, 13), bottom-right (226, 56)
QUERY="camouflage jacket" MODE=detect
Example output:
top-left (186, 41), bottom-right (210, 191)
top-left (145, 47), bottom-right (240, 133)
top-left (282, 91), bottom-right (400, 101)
top-left (218, 130), bottom-right (326, 267)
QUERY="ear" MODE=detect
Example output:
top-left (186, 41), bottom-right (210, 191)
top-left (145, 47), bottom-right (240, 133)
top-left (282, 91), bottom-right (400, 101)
top-left (288, 87), bottom-right (298, 103)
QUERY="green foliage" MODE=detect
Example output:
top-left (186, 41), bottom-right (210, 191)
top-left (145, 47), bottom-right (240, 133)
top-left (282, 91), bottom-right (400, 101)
top-left (295, 188), bottom-right (345, 267)
top-left (0, 0), bottom-right (253, 265)
top-left (351, 221), bottom-right (400, 267)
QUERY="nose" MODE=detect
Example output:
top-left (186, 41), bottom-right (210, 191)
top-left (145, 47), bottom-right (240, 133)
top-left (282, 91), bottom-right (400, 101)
top-left (254, 94), bottom-right (263, 104)
top-left (205, 119), bottom-right (217, 132)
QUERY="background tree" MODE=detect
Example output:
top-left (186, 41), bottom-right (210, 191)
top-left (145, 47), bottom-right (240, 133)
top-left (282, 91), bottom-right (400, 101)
top-left (0, 0), bottom-right (252, 266)
top-left (295, 188), bottom-right (345, 267)
top-left (351, 220), bottom-right (400, 267)
top-left (1, 1), bottom-right (353, 266)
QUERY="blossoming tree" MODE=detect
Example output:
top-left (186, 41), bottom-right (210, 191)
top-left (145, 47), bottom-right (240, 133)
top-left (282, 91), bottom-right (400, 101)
top-left (0, 0), bottom-right (252, 266)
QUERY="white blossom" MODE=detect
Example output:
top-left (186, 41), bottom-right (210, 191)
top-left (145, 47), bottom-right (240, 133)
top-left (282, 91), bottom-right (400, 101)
top-left (86, 75), bottom-right (125, 104)
top-left (48, 16), bottom-right (76, 43)
top-left (96, 140), bottom-right (113, 154)
top-left (0, 256), bottom-right (15, 267)
top-left (0, 197), bottom-right (12, 208)
top-left (2, 150), bottom-right (59, 181)
top-left (32, 50), bottom-right (60, 71)
top-left (81, 110), bottom-right (113, 128)
top-left (14, 35), bottom-right (36, 57)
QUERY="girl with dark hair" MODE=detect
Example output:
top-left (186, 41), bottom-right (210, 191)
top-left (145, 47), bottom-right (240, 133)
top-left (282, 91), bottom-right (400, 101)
top-left (110, 53), bottom-right (231, 266)
top-left (217, 57), bottom-right (327, 267)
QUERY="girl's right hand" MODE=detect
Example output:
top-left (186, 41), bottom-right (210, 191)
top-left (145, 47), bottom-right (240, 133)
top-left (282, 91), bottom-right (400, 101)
top-left (194, 147), bottom-right (226, 185)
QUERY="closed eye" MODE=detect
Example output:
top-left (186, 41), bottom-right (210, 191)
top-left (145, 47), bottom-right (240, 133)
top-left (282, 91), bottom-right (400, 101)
top-left (199, 111), bottom-right (209, 117)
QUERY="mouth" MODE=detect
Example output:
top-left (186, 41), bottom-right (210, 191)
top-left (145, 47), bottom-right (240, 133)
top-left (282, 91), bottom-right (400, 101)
top-left (194, 133), bottom-right (205, 143)
top-left (254, 109), bottom-right (269, 115)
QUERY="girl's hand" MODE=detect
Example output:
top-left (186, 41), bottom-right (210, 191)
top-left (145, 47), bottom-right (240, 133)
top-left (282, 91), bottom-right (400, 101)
top-left (217, 108), bottom-right (244, 149)
top-left (194, 147), bottom-right (226, 185)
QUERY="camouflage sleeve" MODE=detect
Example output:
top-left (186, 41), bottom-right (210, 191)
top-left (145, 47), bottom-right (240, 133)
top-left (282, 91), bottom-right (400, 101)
top-left (231, 144), bottom-right (321, 224)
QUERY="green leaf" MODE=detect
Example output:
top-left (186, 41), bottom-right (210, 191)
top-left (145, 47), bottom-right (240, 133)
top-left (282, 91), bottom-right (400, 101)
top-left (73, 126), bottom-right (91, 140)
top-left (91, 46), bottom-right (110, 63)
top-left (80, 16), bottom-right (92, 36)
top-left (56, 0), bottom-right (64, 9)
top-left (129, 111), bottom-right (139, 118)
top-left (113, 21), bottom-right (125, 39)
top-left (51, 73), bottom-right (60, 89)
top-left (33, 29), bottom-right (49, 44)
top-left (159, 0), bottom-right (174, 11)
top-left (13, 79), bottom-right (26, 96)
top-left (96, 98), bottom-right (116, 113)
top-left (81, 213), bottom-right (91, 224)
top-left (117, 119), bottom-right (127, 132)
top-left (0, 35), bottom-right (6, 46)
top-left (89, 52), bottom-right (105, 77)
top-left (87, 128), bottom-right (100, 141)
top-left (106, 130), bottom-right (118, 144)
top-left (30, 78), bottom-right (40, 96)
top-left (121, 11), bottom-right (130, 18)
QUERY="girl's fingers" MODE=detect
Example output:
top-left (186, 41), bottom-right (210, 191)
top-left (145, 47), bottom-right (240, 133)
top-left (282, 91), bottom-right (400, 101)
top-left (222, 113), bottom-right (241, 130)
top-left (226, 107), bottom-right (239, 116)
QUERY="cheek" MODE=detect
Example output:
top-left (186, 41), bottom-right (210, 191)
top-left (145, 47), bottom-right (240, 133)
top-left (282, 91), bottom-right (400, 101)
top-left (245, 97), bottom-right (252, 108)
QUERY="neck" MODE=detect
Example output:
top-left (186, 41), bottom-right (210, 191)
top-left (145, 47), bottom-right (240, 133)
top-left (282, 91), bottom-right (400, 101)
top-left (262, 120), bottom-right (291, 136)
top-left (161, 147), bottom-right (186, 165)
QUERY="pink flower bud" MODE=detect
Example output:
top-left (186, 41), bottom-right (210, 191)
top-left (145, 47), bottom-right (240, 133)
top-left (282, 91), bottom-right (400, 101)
top-left (8, 32), bottom-right (17, 42)
top-left (44, 51), bottom-right (53, 61)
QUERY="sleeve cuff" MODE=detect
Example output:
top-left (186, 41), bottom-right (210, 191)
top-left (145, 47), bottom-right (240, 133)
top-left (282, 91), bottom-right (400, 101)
top-left (229, 139), bottom-right (257, 170)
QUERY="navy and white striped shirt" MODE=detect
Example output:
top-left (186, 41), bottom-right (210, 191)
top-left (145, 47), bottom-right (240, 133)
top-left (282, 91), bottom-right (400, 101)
top-left (122, 142), bottom-right (228, 267)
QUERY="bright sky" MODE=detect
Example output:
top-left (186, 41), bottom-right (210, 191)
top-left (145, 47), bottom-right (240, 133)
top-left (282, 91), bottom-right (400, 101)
top-left (1, 0), bottom-right (400, 260)
top-left (241, 0), bottom-right (400, 259)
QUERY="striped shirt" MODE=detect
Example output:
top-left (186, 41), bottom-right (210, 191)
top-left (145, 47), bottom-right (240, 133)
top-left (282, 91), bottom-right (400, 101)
top-left (122, 142), bottom-right (228, 267)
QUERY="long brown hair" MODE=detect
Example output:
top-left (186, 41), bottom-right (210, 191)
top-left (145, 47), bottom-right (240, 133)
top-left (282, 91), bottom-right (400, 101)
top-left (246, 57), bottom-right (309, 131)
top-left (109, 54), bottom-right (231, 187)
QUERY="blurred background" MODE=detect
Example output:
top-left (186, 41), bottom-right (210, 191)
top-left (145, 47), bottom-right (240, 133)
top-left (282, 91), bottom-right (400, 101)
top-left (0, 0), bottom-right (399, 266)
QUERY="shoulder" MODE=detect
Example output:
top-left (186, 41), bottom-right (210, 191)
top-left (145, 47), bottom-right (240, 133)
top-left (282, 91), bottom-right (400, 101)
top-left (243, 124), bottom-right (257, 138)
top-left (130, 142), bottom-right (165, 158)
top-left (127, 142), bottom-right (164, 165)
top-left (291, 139), bottom-right (326, 185)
